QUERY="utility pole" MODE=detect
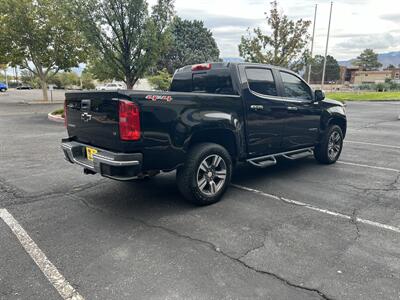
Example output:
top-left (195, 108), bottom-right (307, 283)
top-left (321, 1), bottom-right (333, 90)
top-left (307, 4), bottom-right (318, 84)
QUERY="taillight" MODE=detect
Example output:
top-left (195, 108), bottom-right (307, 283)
top-left (191, 63), bottom-right (212, 71)
top-left (64, 100), bottom-right (67, 128)
top-left (119, 100), bottom-right (141, 141)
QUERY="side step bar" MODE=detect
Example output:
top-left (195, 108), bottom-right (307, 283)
top-left (247, 147), bottom-right (314, 168)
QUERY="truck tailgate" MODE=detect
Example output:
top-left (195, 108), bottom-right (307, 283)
top-left (65, 92), bottom-right (123, 151)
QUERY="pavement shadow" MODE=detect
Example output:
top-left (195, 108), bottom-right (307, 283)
top-left (74, 157), bottom-right (320, 220)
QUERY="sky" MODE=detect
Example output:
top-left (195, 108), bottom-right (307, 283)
top-left (149, 0), bottom-right (400, 60)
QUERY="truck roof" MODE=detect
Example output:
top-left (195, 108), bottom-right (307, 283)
top-left (174, 62), bottom-right (297, 75)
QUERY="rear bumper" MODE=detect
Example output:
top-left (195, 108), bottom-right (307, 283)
top-left (61, 138), bottom-right (143, 181)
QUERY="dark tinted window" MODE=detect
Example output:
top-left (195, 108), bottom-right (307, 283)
top-left (245, 68), bottom-right (277, 96)
top-left (170, 70), bottom-right (236, 95)
top-left (192, 73), bottom-right (235, 95)
top-left (170, 73), bottom-right (191, 92)
top-left (280, 71), bottom-right (312, 100)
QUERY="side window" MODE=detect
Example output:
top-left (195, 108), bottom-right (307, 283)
top-left (245, 68), bottom-right (277, 96)
top-left (280, 72), bottom-right (312, 100)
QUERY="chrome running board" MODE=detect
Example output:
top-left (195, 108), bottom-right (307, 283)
top-left (247, 147), bottom-right (314, 168)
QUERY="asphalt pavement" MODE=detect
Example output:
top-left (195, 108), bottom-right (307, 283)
top-left (0, 96), bottom-right (400, 300)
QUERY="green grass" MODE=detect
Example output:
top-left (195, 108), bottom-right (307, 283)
top-left (326, 92), bottom-right (400, 102)
top-left (52, 108), bottom-right (64, 118)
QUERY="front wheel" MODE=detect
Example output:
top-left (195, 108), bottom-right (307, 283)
top-left (0, 88), bottom-right (5, 92)
top-left (176, 143), bottom-right (232, 206)
top-left (314, 125), bottom-right (344, 164)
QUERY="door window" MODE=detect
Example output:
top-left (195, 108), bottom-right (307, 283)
top-left (245, 68), bottom-right (277, 96)
top-left (280, 72), bottom-right (312, 100)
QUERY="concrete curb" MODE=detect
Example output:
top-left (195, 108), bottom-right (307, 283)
top-left (29, 101), bottom-right (64, 105)
top-left (48, 112), bottom-right (64, 123)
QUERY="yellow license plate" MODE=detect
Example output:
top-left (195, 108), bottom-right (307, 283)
top-left (86, 147), bottom-right (98, 161)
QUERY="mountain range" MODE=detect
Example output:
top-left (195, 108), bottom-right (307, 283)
top-left (223, 51), bottom-right (400, 69)
top-left (338, 51), bottom-right (400, 68)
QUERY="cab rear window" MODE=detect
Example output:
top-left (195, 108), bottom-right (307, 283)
top-left (171, 70), bottom-right (236, 95)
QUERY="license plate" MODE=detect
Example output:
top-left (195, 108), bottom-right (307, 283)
top-left (86, 147), bottom-right (98, 161)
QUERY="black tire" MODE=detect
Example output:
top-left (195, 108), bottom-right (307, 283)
top-left (176, 143), bottom-right (232, 206)
top-left (314, 125), bottom-right (344, 164)
top-left (0, 88), bottom-right (5, 92)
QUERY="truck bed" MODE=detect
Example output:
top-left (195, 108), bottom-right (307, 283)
top-left (65, 90), bottom-right (244, 171)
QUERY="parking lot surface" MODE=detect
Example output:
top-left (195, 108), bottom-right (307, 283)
top-left (1, 98), bottom-right (400, 299)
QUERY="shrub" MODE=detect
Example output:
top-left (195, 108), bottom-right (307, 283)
top-left (147, 69), bottom-right (172, 91)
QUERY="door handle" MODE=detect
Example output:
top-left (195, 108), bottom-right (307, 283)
top-left (250, 105), bottom-right (264, 111)
top-left (287, 106), bottom-right (298, 111)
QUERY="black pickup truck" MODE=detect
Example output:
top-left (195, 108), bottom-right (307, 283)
top-left (62, 62), bottom-right (346, 205)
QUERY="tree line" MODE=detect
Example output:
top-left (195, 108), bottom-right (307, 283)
top-left (0, 0), bottom-right (385, 101)
top-left (0, 0), bottom-right (219, 100)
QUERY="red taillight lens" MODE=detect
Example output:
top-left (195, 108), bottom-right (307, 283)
top-left (64, 100), bottom-right (67, 128)
top-left (191, 63), bottom-right (212, 71)
top-left (119, 100), bottom-right (141, 141)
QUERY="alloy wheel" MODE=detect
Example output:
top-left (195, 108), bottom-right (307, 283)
top-left (328, 131), bottom-right (342, 160)
top-left (196, 154), bottom-right (227, 196)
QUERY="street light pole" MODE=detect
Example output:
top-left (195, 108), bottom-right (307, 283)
top-left (321, 1), bottom-right (333, 90)
top-left (307, 4), bottom-right (318, 84)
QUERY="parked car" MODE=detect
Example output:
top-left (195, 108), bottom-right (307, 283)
top-left (16, 84), bottom-right (33, 90)
top-left (62, 62), bottom-right (347, 206)
top-left (0, 82), bottom-right (8, 92)
top-left (95, 82), bottom-right (125, 91)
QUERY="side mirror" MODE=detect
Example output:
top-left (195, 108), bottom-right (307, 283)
top-left (315, 90), bottom-right (325, 102)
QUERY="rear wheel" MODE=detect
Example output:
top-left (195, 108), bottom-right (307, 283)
top-left (176, 143), bottom-right (232, 206)
top-left (314, 125), bottom-right (344, 164)
top-left (0, 88), bottom-right (5, 92)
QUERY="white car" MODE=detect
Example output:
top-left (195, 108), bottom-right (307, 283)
top-left (96, 83), bottom-right (125, 91)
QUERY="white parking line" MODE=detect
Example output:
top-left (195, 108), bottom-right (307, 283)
top-left (0, 208), bottom-right (84, 300)
top-left (346, 140), bottom-right (400, 150)
top-left (337, 161), bottom-right (400, 173)
top-left (231, 184), bottom-right (400, 234)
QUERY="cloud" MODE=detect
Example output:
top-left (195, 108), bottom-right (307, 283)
top-left (179, 9), bottom-right (263, 29)
top-left (178, 9), bottom-right (265, 57)
top-left (336, 33), bottom-right (400, 51)
top-left (380, 14), bottom-right (400, 24)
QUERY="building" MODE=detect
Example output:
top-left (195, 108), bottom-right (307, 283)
top-left (339, 66), bottom-right (360, 84)
top-left (339, 66), bottom-right (400, 84)
top-left (353, 70), bottom-right (392, 84)
top-left (390, 68), bottom-right (400, 83)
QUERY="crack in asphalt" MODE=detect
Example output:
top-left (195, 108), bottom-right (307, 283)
top-left (0, 178), bottom-right (26, 200)
top-left (237, 233), bottom-right (267, 261)
top-left (75, 195), bottom-right (332, 300)
top-left (387, 173), bottom-right (400, 191)
top-left (350, 209), bottom-right (361, 240)
top-left (0, 177), bottom-right (107, 207)
top-left (1, 177), bottom-right (332, 299)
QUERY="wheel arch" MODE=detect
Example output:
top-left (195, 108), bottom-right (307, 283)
top-left (187, 128), bottom-right (239, 161)
top-left (328, 117), bottom-right (347, 138)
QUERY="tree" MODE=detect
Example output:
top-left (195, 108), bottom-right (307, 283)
top-left (49, 72), bottom-right (80, 89)
top-left (20, 69), bottom-right (40, 87)
top-left (0, 0), bottom-right (88, 101)
top-left (73, 0), bottom-right (174, 89)
top-left (352, 49), bottom-right (382, 71)
top-left (147, 69), bottom-right (172, 90)
top-left (81, 70), bottom-right (96, 90)
top-left (0, 64), bottom-right (7, 83)
top-left (239, 1), bottom-right (311, 72)
top-left (158, 17), bottom-right (220, 74)
top-left (304, 55), bottom-right (340, 83)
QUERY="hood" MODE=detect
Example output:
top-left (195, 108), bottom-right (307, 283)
top-left (322, 98), bottom-right (344, 107)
